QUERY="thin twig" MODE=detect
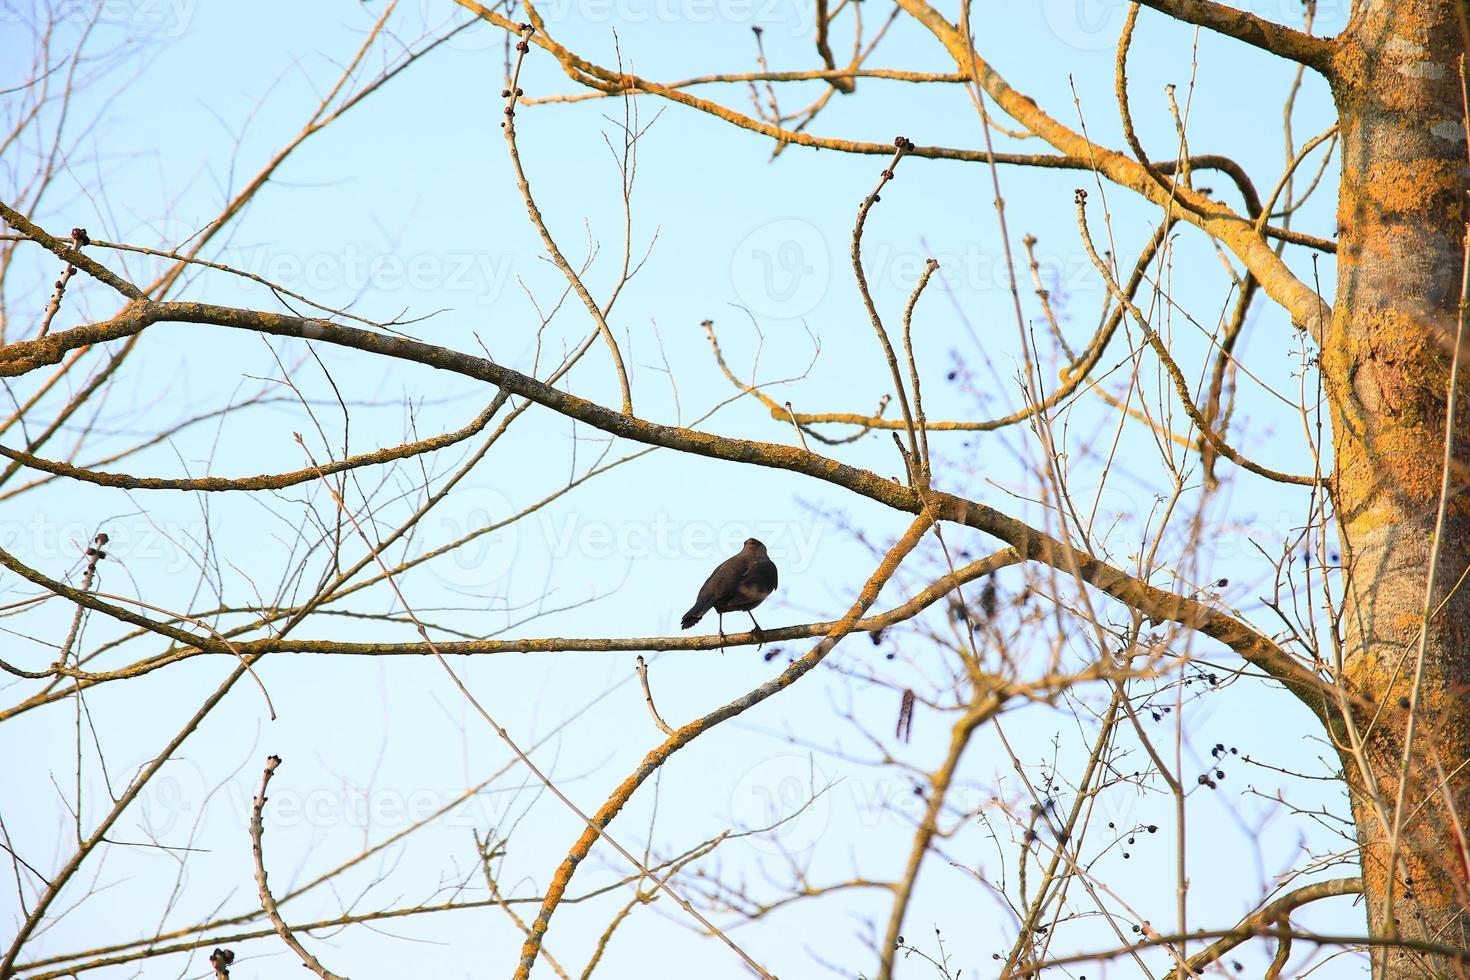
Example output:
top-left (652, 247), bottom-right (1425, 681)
top-left (782, 401), bottom-right (811, 452)
top-left (36, 227), bottom-right (87, 338)
top-left (634, 656), bottom-right (675, 735)
top-left (851, 137), bottom-right (921, 471)
top-left (1074, 190), bottom-right (1321, 486)
top-left (250, 756), bottom-right (349, 980)
top-left (501, 26), bottom-right (634, 415)
top-left (292, 436), bottom-right (772, 980)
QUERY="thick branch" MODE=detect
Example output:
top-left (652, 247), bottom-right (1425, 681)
top-left (0, 396), bottom-right (507, 491)
top-left (1134, 0), bottom-right (1336, 72)
top-left (0, 302), bottom-right (1335, 728)
top-left (0, 542), bottom-right (1020, 700)
top-left (450, 3), bottom-right (1333, 256)
top-left (1173, 877), bottom-right (1363, 977)
top-left (512, 513), bottom-right (936, 979)
top-left (0, 200), bottom-right (143, 300)
top-left (891, 0), bottom-right (1333, 341)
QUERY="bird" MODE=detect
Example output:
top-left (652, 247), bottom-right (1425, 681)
top-left (680, 538), bottom-right (778, 648)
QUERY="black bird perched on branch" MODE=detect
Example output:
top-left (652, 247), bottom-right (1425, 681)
top-left (680, 538), bottom-right (778, 647)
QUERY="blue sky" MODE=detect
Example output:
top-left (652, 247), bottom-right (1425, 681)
top-left (0, 1), bottom-right (1364, 977)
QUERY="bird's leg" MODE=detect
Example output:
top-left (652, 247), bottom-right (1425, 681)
top-left (748, 612), bottom-right (764, 651)
top-left (717, 612), bottom-right (726, 654)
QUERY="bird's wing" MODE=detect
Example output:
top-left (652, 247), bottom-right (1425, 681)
top-left (745, 556), bottom-right (777, 593)
top-left (697, 553), bottom-right (745, 605)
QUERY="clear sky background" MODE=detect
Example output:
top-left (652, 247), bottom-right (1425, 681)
top-left (0, 1), bottom-right (1365, 977)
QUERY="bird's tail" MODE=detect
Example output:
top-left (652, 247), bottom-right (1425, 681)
top-left (680, 602), bottom-right (706, 630)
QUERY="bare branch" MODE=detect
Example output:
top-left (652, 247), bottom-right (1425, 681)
top-left (250, 756), bottom-right (349, 980)
top-left (1133, 0), bottom-right (1336, 72)
top-left (634, 656), bottom-right (676, 735)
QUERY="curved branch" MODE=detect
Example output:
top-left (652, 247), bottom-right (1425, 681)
top-left (502, 32), bottom-right (633, 415)
top-left (890, 0), bottom-right (1332, 340)
top-left (1201, 272), bottom-right (1258, 487)
top-left (449, 3), bottom-right (1333, 256)
top-left (852, 140), bottom-right (922, 469)
top-left (0, 396), bottom-right (506, 491)
top-left (522, 68), bottom-right (969, 104)
top-left (1116, 4), bottom-right (1177, 201)
top-left (2, 300), bottom-right (1334, 727)
top-left (1175, 876), bottom-right (1363, 975)
top-left (1075, 192), bottom-right (1323, 486)
top-left (0, 200), bottom-right (142, 300)
top-left (1133, 0), bottom-right (1336, 73)
top-left (813, 0), bottom-right (853, 93)
top-left (250, 757), bottom-right (349, 980)
top-left (512, 512), bottom-right (936, 979)
top-left (1034, 926), bottom-right (1468, 977)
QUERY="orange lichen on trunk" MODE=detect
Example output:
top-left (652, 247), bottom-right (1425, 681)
top-left (1327, 3), bottom-right (1470, 975)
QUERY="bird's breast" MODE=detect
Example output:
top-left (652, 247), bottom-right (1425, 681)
top-left (738, 580), bottom-right (772, 601)
top-left (716, 580), bottom-right (773, 612)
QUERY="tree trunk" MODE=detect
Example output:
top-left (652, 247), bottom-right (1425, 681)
top-left (1328, 2), bottom-right (1470, 976)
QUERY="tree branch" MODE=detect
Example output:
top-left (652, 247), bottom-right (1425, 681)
top-left (1134, 0), bottom-right (1336, 73)
top-left (512, 512), bottom-right (936, 979)
top-left (1, 300), bottom-right (1335, 722)
top-left (250, 757), bottom-right (349, 980)
top-left (892, 0), bottom-right (1334, 340)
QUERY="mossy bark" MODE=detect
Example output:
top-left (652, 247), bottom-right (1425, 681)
top-left (1329, 3), bottom-right (1470, 975)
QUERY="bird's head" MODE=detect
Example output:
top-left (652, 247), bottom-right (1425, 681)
top-left (744, 537), bottom-right (767, 555)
